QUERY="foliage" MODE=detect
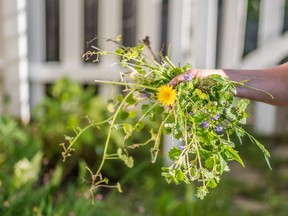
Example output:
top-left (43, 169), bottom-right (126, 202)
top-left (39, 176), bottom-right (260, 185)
top-left (61, 36), bottom-right (271, 200)
top-left (32, 78), bottom-right (127, 184)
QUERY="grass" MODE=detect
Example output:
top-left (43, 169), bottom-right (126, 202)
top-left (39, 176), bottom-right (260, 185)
top-left (1, 123), bottom-right (288, 216)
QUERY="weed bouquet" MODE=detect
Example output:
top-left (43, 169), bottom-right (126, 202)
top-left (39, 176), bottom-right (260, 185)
top-left (61, 36), bottom-right (270, 200)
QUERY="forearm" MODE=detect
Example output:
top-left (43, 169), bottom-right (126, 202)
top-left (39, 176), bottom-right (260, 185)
top-left (223, 63), bottom-right (288, 106)
top-left (169, 63), bottom-right (288, 106)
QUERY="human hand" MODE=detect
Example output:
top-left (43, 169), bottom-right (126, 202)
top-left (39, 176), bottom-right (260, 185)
top-left (168, 69), bottom-right (226, 87)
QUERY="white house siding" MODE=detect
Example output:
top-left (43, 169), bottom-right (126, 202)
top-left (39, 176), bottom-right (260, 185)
top-left (0, 0), bottom-right (287, 134)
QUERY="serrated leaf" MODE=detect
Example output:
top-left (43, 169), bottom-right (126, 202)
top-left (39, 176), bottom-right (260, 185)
top-left (168, 147), bottom-right (181, 161)
top-left (225, 106), bottom-right (237, 120)
top-left (194, 89), bottom-right (209, 100)
top-left (225, 146), bottom-right (245, 167)
top-left (174, 169), bottom-right (189, 184)
top-left (204, 157), bottom-right (214, 169)
top-left (207, 179), bottom-right (217, 189)
top-left (196, 186), bottom-right (209, 200)
top-left (237, 98), bottom-right (250, 112)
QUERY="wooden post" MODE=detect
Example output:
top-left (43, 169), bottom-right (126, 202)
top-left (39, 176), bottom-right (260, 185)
top-left (60, 0), bottom-right (83, 67)
top-left (27, 0), bottom-right (46, 109)
top-left (193, 0), bottom-right (218, 68)
top-left (168, 0), bottom-right (194, 66)
top-left (98, 0), bottom-right (122, 53)
top-left (1, 0), bottom-right (30, 122)
top-left (136, 0), bottom-right (162, 52)
top-left (219, 0), bottom-right (248, 68)
top-left (165, 0), bottom-right (196, 165)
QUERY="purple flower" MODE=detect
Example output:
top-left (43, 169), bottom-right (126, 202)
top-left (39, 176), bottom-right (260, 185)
top-left (189, 111), bottom-right (194, 116)
top-left (211, 113), bottom-right (220, 121)
top-left (183, 74), bottom-right (193, 81)
top-left (178, 145), bottom-right (185, 151)
top-left (214, 126), bottom-right (224, 134)
top-left (140, 93), bottom-right (148, 98)
top-left (201, 121), bottom-right (209, 128)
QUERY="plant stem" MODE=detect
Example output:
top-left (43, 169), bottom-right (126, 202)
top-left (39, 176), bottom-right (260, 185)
top-left (62, 116), bottom-right (113, 161)
top-left (93, 90), bottom-right (135, 179)
top-left (95, 80), bottom-right (158, 91)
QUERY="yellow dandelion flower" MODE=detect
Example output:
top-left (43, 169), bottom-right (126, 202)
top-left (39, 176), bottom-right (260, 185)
top-left (157, 85), bottom-right (177, 106)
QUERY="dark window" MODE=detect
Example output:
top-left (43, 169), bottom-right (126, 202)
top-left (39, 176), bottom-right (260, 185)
top-left (122, 0), bottom-right (137, 47)
top-left (283, 0), bottom-right (288, 33)
top-left (84, 0), bottom-right (99, 63)
top-left (243, 0), bottom-right (260, 56)
top-left (215, 0), bottom-right (223, 67)
top-left (160, 0), bottom-right (169, 56)
top-left (46, 0), bottom-right (60, 61)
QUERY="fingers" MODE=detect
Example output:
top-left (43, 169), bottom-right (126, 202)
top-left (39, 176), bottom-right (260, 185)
top-left (168, 69), bottom-right (225, 87)
top-left (168, 69), bottom-right (197, 87)
top-left (168, 76), bottom-right (182, 87)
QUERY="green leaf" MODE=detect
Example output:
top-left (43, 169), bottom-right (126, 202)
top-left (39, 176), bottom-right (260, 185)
top-left (207, 179), bottom-right (217, 189)
top-left (116, 94), bottom-right (123, 103)
top-left (233, 126), bottom-right (244, 145)
top-left (225, 106), bottom-right (237, 120)
top-left (204, 157), bottom-right (214, 169)
top-left (196, 186), bottom-right (209, 200)
top-left (117, 148), bottom-right (134, 168)
top-left (153, 105), bottom-right (164, 115)
top-left (107, 103), bottom-right (115, 113)
top-left (218, 153), bottom-right (227, 174)
top-left (123, 123), bottom-right (133, 135)
top-left (141, 104), bottom-right (149, 115)
top-left (225, 146), bottom-right (245, 167)
top-left (126, 94), bottom-right (136, 105)
top-left (126, 156), bottom-right (134, 168)
top-left (128, 110), bottom-right (137, 118)
top-left (264, 154), bottom-right (272, 170)
top-left (168, 147), bottom-right (181, 161)
top-left (135, 121), bottom-right (145, 132)
top-left (194, 89), bottom-right (209, 100)
top-left (161, 167), bottom-right (174, 184)
top-left (237, 98), bottom-right (250, 112)
top-left (174, 169), bottom-right (189, 184)
top-left (221, 139), bottom-right (235, 148)
top-left (247, 133), bottom-right (272, 170)
top-left (119, 110), bottom-right (129, 120)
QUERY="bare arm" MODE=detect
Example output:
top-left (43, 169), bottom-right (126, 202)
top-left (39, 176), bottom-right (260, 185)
top-left (169, 62), bottom-right (288, 106)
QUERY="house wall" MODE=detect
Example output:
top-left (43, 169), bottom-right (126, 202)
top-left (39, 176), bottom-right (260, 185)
top-left (0, 0), bottom-right (288, 134)
top-left (0, 0), bottom-right (3, 114)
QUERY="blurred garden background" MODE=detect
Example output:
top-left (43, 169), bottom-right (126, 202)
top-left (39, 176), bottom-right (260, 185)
top-left (1, 0), bottom-right (288, 215)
